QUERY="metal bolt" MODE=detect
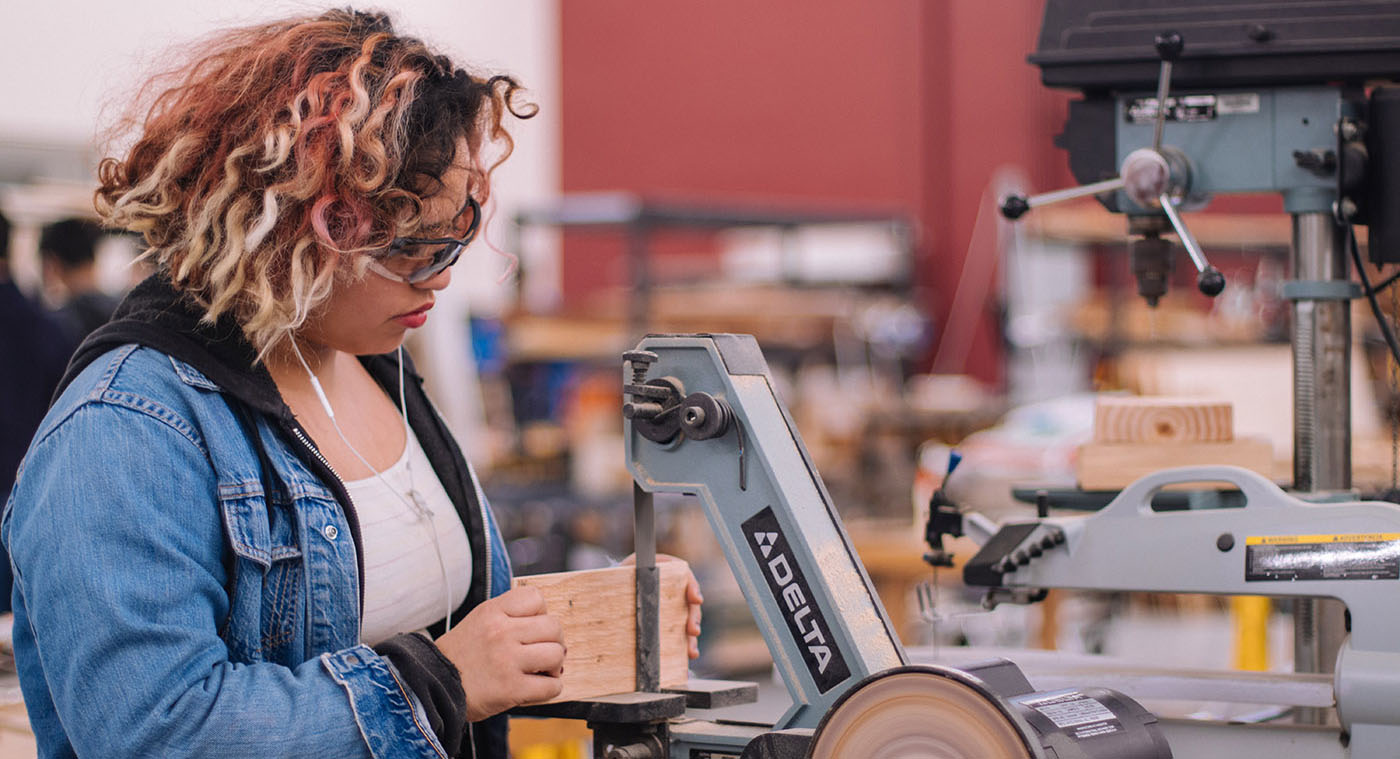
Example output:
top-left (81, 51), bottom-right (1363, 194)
top-left (623, 402), bottom-right (664, 420)
top-left (623, 350), bottom-right (658, 385)
top-left (683, 406), bottom-right (706, 426)
top-left (605, 740), bottom-right (663, 759)
top-left (1334, 198), bottom-right (1359, 220)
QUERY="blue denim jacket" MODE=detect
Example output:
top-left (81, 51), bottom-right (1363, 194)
top-left (3, 337), bottom-right (512, 758)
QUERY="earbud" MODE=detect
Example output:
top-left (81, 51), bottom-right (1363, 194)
top-left (308, 374), bottom-right (336, 420)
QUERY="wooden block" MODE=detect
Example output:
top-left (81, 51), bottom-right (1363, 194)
top-left (1075, 438), bottom-right (1274, 491)
top-left (514, 561), bottom-right (690, 703)
top-left (1093, 396), bottom-right (1234, 444)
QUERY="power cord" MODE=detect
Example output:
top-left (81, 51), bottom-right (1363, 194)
top-left (1346, 222), bottom-right (1400, 368)
top-left (1346, 222), bottom-right (1400, 500)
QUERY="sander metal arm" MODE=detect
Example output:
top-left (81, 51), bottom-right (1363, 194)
top-left (617, 335), bottom-right (1173, 758)
top-left (623, 333), bottom-right (906, 729)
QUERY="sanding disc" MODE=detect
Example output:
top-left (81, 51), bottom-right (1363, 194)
top-left (809, 667), bottom-right (1035, 759)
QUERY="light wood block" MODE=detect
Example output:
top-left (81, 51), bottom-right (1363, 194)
top-left (514, 561), bottom-right (690, 703)
top-left (1093, 396), bottom-right (1233, 444)
top-left (1075, 438), bottom-right (1274, 491)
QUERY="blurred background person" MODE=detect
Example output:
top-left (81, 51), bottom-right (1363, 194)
top-left (39, 217), bottom-right (121, 342)
top-left (0, 210), bottom-right (75, 615)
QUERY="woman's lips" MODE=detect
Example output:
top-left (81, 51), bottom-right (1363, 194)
top-left (394, 302), bottom-right (433, 328)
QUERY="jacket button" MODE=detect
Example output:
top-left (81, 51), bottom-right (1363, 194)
top-left (323, 524), bottom-right (339, 541)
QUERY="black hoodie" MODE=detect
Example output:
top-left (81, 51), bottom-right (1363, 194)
top-left (59, 274), bottom-right (505, 758)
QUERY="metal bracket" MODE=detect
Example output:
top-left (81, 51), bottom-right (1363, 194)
top-left (634, 483), bottom-right (660, 693)
top-left (738, 729), bottom-right (814, 758)
top-left (661, 678), bottom-right (760, 709)
top-left (1281, 280), bottom-right (1362, 300)
top-left (509, 691), bottom-right (688, 722)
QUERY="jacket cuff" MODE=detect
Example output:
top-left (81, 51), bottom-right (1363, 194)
top-left (321, 644), bottom-right (453, 758)
top-left (372, 633), bottom-right (468, 756)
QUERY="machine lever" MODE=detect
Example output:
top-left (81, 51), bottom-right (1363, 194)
top-left (1151, 31), bottom-right (1184, 153)
top-left (1002, 30), bottom-right (1184, 222)
top-left (1158, 192), bottom-right (1226, 296)
top-left (999, 176), bottom-right (1126, 220)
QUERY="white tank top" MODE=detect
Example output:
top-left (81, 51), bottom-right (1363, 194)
top-left (345, 426), bottom-right (472, 646)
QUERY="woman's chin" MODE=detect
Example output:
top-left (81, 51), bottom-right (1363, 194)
top-left (343, 334), bottom-right (409, 357)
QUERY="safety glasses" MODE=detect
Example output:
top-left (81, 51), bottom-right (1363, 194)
top-left (366, 195), bottom-right (482, 284)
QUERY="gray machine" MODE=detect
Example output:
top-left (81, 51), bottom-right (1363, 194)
top-left (955, 465), bottom-right (1400, 758)
top-left (519, 332), bottom-right (1400, 758)
top-left (953, 2), bottom-right (1400, 757)
top-left (515, 3), bottom-right (1400, 756)
top-left (519, 334), bottom-right (1173, 759)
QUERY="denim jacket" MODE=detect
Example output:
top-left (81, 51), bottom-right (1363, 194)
top-left (2, 276), bottom-right (512, 758)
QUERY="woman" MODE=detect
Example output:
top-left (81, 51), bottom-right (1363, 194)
top-left (3, 10), bottom-right (699, 758)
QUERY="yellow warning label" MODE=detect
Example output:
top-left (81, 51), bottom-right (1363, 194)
top-left (1246, 533), bottom-right (1400, 546)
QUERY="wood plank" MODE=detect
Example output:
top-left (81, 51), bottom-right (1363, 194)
top-left (514, 561), bottom-right (690, 703)
top-left (1075, 438), bottom-right (1274, 491)
top-left (1093, 396), bottom-right (1233, 444)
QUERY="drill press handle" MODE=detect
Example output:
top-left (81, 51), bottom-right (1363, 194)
top-left (1158, 192), bottom-right (1226, 296)
top-left (998, 176), bottom-right (1126, 220)
top-left (999, 30), bottom-right (1225, 298)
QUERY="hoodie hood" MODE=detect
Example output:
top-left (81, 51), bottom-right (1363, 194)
top-left (60, 275), bottom-right (287, 418)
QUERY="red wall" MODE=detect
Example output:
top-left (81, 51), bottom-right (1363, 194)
top-left (560, 1), bottom-right (1072, 384)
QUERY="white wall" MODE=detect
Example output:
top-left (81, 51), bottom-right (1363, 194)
top-left (0, 0), bottom-right (562, 461)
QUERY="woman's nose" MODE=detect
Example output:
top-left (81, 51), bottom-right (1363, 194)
top-left (414, 266), bottom-right (452, 291)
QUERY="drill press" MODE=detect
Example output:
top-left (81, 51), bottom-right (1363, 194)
top-left (995, 0), bottom-right (1400, 708)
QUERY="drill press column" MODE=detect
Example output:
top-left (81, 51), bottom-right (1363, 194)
top-left (1292, 212), bottom-right (1352, 493)
top-left (1291, 211), bottom-right (1352, 715)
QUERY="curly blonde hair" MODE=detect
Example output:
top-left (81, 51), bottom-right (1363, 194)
top-left (96, 9), bottom-right (533, 356)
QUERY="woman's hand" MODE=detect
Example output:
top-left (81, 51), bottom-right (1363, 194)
top-left (434, 586), bottom-right (565, 721)
top-left (622, 553), bottom-right (704, 659)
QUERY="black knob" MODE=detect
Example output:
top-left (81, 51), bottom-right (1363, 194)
top-left (1216, 533), bottom-right (1236, 552)
top-left (1051, 530), bottom-right (1066, 545)
top-left (1155, 31), bottom-right (1184, 61)
top-left (1000, 195), bottom-right (1030, 220)
top-left (1040, 535), bottom-right (1057, 550)
top-left (1247, 24), bottom-right (1274, 43)
top-left (1028, 544), bottom-right (1043, 558)
top-left (1014, 550), bottom-right (1031, 566)
top-left (1197, 266), bottom-right (1226, 297)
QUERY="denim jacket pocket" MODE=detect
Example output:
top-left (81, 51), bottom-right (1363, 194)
top-left (219, 480), bottom-right (306, 665)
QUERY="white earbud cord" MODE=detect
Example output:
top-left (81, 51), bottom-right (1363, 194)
top-left (290, 340), bottom-right (455, 634)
